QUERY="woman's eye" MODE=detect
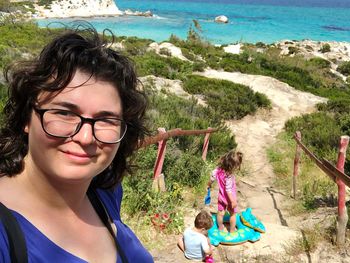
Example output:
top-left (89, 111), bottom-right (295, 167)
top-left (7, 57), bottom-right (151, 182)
top-left (53, 110), bottom-right (76, 117)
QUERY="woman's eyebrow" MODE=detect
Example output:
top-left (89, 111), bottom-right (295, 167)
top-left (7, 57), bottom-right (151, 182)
top-left (49, 101), bottom-right (121, 117)
top-left (49, 101), bottom-right (79, 111)
top-left (96, 110), bottom-right (122, 118)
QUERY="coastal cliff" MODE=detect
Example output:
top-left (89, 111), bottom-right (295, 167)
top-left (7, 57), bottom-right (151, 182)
top-left (34, 0), bottom-right (122, 18)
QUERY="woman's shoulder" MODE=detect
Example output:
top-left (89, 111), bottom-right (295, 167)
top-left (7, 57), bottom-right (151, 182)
top-left (96, 184), bottom-right (123, 220)
top-left (0, 223), bottom-right (10, 263)
top-left (96, 185), bottom-right (154, 262)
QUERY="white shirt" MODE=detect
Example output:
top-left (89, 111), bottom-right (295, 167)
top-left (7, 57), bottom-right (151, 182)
top-left (183, 227), bottom-right (209, 260)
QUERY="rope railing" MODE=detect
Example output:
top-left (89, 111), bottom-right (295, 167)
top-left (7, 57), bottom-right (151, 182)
top-left (293, 132), bottom-right (349, 246)
top-left (294, 133), bottom-right (337, 183)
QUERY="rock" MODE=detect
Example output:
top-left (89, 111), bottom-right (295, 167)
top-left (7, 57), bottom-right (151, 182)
top-left (215, 15), bottom-right (228, 23)
top-left (223, 44), bottom-right (241, 54)
top-left (147, 42), bottom-right (189, 61)
top-left (143, 10), bottom-right (153, 17)
top-left (34, 0), bottom-right (122, 18)
top-left (124, 9), bottom-right (153, 17)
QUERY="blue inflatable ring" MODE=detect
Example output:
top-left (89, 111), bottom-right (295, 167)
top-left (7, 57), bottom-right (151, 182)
top-left (208, 208), bottom-right (264, 246)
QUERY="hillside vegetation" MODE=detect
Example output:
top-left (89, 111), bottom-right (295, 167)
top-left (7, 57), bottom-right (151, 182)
top-left (0, 17), bottom-right (349, 251)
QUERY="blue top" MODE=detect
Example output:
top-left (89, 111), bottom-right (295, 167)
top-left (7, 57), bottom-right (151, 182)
top-left (0, 184), bottom-right (154, 263)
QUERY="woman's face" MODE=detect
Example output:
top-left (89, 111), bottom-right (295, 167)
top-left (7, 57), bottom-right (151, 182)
top-left (25, 70), bottom-right (122, 186)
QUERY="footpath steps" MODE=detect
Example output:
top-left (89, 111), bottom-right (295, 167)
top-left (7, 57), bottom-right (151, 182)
top-left (205, 180), bottom-right (300, 262)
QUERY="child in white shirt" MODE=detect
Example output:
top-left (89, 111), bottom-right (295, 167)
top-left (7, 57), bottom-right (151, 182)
top-left (178, 210), bottom-right (214, 261)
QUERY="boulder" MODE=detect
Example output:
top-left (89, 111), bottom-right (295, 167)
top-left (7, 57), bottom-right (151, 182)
top-left (124, 9), bottom-right (153, 17)
top-left (215, 15), bottom-right (228, 23)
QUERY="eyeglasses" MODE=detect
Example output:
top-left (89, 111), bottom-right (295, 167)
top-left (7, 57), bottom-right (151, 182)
top-left (33, 108), bottom-right (127, 144)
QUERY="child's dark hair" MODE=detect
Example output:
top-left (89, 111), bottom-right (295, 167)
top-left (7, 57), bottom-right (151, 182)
top-left (194, 210), bottom-right (213, 230)
top-left (219, 150), bottom-right (243, 173)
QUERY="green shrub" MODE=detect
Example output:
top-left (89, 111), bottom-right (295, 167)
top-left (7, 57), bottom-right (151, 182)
top-left (288, 46), bottom-right (299, 55)
top-left (337, 61), bottom-right (350, 76)
top-left (168, 32), bottom-right (225, 60)
top-left (37, 0), bottom-right (54, 7)
top-left (164, 151), bottom-right (206, 187)
top-left (319, 43), bottom-right (331, 53)
top-left (0, 0), bottom-right (10, 11)
top-left (183, 75), bottom-right (271, 119)
top-left (308, 57), bottom-right (331, 69)
top-left (255, 42), bottom-right (266, 48)
top-left (134, 52), bottom-right (193, 79)
top-left (123, 145), bottom-right (184, 216)
top-left (192, 61), bottom-right (206, 72)
top-left (316, 98), bottom-right (350, 114)
top-left (284, 112), bottom-right (342, 157)
top-left (302, 179), bottom-right (337, 210)
top-left (144, 88), bottom-right (235, 156)
top-left (180, 47), bottom-right (196, 61)
top-left (119, 36), bottom-right (153, 56)
top-left (338, 114), bottom-right (350, 136)
top-left (0, 20), bottom-right (63, 54)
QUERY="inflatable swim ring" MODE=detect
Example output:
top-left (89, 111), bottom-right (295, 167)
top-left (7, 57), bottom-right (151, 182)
top-left (240, 207), bottom-right (266, 233)
top-left (208, 208), bottom-right (265, 246)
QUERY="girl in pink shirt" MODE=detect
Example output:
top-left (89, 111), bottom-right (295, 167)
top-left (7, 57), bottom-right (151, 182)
top-left (207, 150), bottom-right (243, 233)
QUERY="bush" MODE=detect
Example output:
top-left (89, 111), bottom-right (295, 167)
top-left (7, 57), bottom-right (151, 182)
top-left (0, 0), bottom-right (10, 11)
top-left (319, 43), bottom-right (331, 53)
top-left (119, 36), bottom-right (153, 56)
top-left (284, 112), bottom-right (342, 157)
top-left (0, 20), bottom-right (63, 57)
top-left (134, 52), bottom-right (193, 79)
top-left (337, 61), bottom-right (350, 76)
top-left (144, 88), bottom-right (235, 156)
top-left (338, 114), bottom-right (350, 136)
top-left (183, 75), bottom-right (271, 120)
top-left (164, 151), bottom-right (206, 187)
top-left (288, 46), bottom-right (299, 55)
top-left (308, 57), bottom-right (331, 69)
top-left (316, 98), bottom-right (350, 115)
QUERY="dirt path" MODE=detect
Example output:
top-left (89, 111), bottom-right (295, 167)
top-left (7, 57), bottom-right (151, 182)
top-left (196, 69), bottom-right (328, 262)
top-left (146, 70), bottom-right (328, 262)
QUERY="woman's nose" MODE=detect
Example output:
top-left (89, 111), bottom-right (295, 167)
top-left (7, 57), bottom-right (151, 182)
top-left (71, 122), bottom-right (95, 145)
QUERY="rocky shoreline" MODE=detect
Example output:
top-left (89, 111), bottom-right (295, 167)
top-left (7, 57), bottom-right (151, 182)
top-left (30, 0), bottom-right (154, 19)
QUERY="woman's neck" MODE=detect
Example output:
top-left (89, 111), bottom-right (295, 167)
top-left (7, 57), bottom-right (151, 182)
top-left (14, 159), bottom-right (91, 212)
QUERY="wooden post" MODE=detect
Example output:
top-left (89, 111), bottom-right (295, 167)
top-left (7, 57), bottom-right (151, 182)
top-left (153, 128), bottom-right (167, 180)
top-left (292, 131), bottom-right (302, 199)
top-left (202, 128), bottom-right (211, 161)
top-left (336, 135), bottom-right (349, 246)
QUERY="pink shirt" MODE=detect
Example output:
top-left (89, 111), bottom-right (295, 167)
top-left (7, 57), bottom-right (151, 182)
top-left (210, 167), bottom-right (237, 210)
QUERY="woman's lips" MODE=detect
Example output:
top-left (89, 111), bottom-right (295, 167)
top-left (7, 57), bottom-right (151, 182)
top-left (62, 150), bottom-right (95, 162)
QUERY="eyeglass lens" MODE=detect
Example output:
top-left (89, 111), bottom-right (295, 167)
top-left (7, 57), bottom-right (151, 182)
top-left (42, 109), bottom-right (126, 143)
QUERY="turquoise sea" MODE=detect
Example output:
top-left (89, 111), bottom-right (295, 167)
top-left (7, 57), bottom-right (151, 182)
top-left (37, 0), bottom-right (350, 44)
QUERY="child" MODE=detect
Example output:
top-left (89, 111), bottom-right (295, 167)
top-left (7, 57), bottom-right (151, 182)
top-left (178, 210), bottom-right (214, 262)
top-left (207, 150), bottom-right (243, 233)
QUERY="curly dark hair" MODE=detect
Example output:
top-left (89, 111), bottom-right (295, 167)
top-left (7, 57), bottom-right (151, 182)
top-left (0, 25), bottom-right (148, 189)
top-left (219, 150), bottom-right (243, 174)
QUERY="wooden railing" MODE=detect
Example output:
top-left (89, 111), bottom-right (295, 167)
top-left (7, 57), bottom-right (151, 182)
top-left (293, 132), bottom-right (349, 246)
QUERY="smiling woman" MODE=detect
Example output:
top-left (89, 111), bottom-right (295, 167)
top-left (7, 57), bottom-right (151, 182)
top-left (0, 24), bottom-right (153, 262)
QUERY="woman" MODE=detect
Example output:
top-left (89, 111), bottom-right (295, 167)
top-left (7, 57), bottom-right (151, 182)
top-left (0, 25), bottom-right (153, 262)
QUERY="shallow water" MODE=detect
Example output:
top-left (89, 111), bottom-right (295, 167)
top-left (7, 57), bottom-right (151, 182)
top-left (37, 0), bottom-right (350, 44)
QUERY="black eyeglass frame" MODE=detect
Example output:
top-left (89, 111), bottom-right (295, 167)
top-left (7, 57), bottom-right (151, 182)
top-left (33, 107), bottom-right (127, 144)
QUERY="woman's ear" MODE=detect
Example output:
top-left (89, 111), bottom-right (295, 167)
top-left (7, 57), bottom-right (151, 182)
top-left (24, 124), bottom-right (29, 133)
